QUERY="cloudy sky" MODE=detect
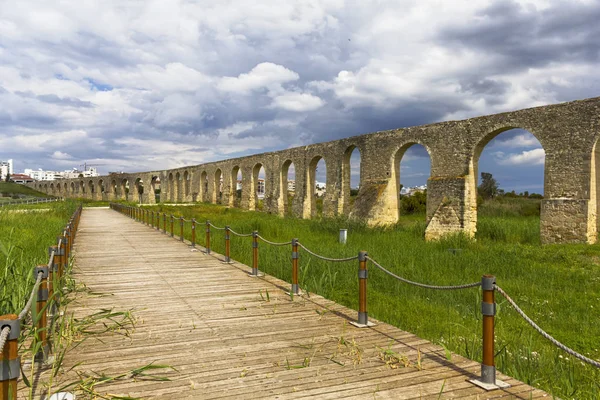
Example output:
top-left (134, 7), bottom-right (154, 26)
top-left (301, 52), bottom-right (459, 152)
top-left (1, 0), bottom-right (599, 193)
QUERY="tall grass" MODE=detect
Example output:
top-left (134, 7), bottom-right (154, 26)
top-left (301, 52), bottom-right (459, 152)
top-left (138, 200), bottom-right (600, 399)
top-left (0, 200), bottom-right (78, 315)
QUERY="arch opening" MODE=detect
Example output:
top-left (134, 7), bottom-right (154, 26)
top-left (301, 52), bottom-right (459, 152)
top-left (304, 156), bottom-right (327, 218)
top-left (121, 179), bottom-right (129, 201)
top-left (252, 163), bottom-right (266, 211)
top-left (214, 169), bottom-right (223, 204)
top-left (394, 143), bottom-right (431, 222)
top-left (342, 145), bottom-right (361, 215)
top-left (135, 178), bottom-right (144, 203)
top-left (231, 167), bottom-right (242, 208)
top-left (151, 176), bottom-right (160, 203)
top-left (280, 160), bottom-right (295, 216)
top-left (471, 128), bottom-right (545, 243)
top-left (200, 171), bottom-right (208, 202)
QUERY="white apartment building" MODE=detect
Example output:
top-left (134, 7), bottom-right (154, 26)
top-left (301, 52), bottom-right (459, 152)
top-left (23, 167), bottom-right (99, 181)
top-left (0, 159), bottom-right (13, 180)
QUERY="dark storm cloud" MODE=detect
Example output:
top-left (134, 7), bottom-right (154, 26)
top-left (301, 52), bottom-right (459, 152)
top-left (438, 1), bottom-right (600, 72)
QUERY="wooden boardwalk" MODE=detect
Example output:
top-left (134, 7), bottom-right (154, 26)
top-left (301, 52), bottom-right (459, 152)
top-left (26, 208), bottom-right (549, 399)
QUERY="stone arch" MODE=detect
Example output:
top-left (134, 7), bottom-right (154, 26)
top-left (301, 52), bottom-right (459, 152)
top-left (251, 163), bottom-right (266, 211)
top-left (303, 155), bottom-right (327, 218)
top-left (49, 183), bottom-right (55, 195)
top-left (150, 176), bottom-right (160, 203)
top-left (134, 178), bottom-right (144, 203)
top-left (340, 144), bottom-right (363, 215)
top-left (200, 171), bottom-right (208, 202)
top-left (121, 178), bottom-right (129, 201)
top-left (63, 182), bottom-right (68, 195)
top-left (110, 179), bottom-right (117, 199)
top-left (70, 182), bottom-right (75, 195)
top-left (213, 169), bottom-right (223, 204)
top-left (98, 179), bottom-right (105, 200)
top-left (462, 126), bottom-right (547, 241)
top-left (279, 160), bottom-right (296, 216)
top-left (88, 180), bottom-right (95, 200)
top-left (389, 142), bottom-right (433, 224)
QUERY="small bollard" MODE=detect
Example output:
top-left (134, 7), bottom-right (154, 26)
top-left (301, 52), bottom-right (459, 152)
top-left (205, 220), bottom-right (211, 254)
top-left (34, 266), bottom-right (49, 361)
top-left (470, 275), bottom-right (509, 390)
top-left (170, 215), bottom-right (174, 237)
top-left (224, 226), bottom-right (231, 262)
top-left (0, 314), bottom-right (20, 400)
top-left (339, 229), bottom-right (348, 244)
top-left (191, 219), bottom-right (196, 247)
top-left (291, 238), bottom-right (300, 295)
top-left (251, 231), bottom-right (259, 276)
top-left (350, 251), bottom-right (374, 328)
top-left (180, 217), bottom-right (184, 241)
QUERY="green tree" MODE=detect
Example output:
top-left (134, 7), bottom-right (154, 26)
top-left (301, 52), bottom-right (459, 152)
top-left (478, 172), bottom-right (498, 199)
top-left (4, 173), bottom-right (10, 182)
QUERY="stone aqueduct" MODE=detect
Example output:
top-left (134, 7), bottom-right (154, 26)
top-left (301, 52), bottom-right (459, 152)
top-left (29, 96), bottom-right (600, 244)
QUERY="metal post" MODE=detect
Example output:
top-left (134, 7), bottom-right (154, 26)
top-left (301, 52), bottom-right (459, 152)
top-left (191, 219), bottom-right (196, 247)
top-left (470, 275), bottom-right (509, 390)
top-left (291, 238), bottom-right (299, 295)
top-left (170, 215), bottom-right (174, 237)
top-left (0, 314), bottom-right (19, 400)
top-left (34, 266), bottom-right (49, 361)
top-left (180, 217), bottom-right (184, 241)
top-left (205, 221), bottom-right (211, 254)
top-left (224, 226), bottom-right (231, 262)
top-left (350, 251), bottom-right (374, 328)
top-left (251, 231), bottom-right (259, 276)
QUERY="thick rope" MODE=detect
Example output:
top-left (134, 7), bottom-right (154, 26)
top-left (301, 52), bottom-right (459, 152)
top-left (256, 235), bottom-right (292, 246)
top-left (229, 228), bottom-right (253, 237)
top-left (47, 249), bottom-right (56, 269)
top-left (208, 223), bottom-right (226, 230)
top-left (297, 242), bottom-right (358, 262)
top-left (0, 326), bottom-right (10, 353)
top-left (18, 272), bottom-right (44, 321)
top-left (367, 257), bottom-right (481, 290)
top-left (495, 285), bottom-right (600, 369)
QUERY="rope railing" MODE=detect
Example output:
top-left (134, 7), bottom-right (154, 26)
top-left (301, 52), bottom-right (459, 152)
top-left (297, 241), bottom-right (358, 262)
top-left (110, 203), bottom-right (600, 390)
top-left (367, 256), bottom-right (481, 290)
top-left (0, 204), bottom-right (82, 399)
top-left (495, 285), bottom-right (600, 369)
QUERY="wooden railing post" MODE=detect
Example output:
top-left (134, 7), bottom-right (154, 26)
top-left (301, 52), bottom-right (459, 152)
top-left (170, 215), bottom-right (174, 237)
top-left (251, 231), bottom-right (259, 276)
top-left (350, 251), bottom-right (374, 328)
top-left (191, 219), bottom-right (196, 247)
top-left (470, 275), bottom-right (508, 390)
top-left (48, 246), bottom-right (59, 310)
top-left (291, 238), bottom-right (299, 295)
top-left (34, 266), bottom-right (49, 361)
top-left (163, 213), bottom-right (167, 233)
top-left (0, 314), bottom-right (19, 400)
top-left (205, 221), bottom-right (211, 254)
top-left (180, 217), bottom-right (184, 241)
top-left (224, 226), bottom-right (231, 263)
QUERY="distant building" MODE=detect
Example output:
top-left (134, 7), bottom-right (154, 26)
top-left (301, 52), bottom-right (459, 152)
top-left (400, 185), bottom-right (427, 196)
top-left (0, 159), bottom-right (13, 181)
top-left (9, 174), bottom-right (34, 184)
top-left (23, 167), bottom-right (99, 181)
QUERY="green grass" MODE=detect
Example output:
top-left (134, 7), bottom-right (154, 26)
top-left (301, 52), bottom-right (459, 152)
top-left (0, 200), bottom-right (79, 315)
top-left (0, 182), bottom-right (50, 202)
top-left (130, 200), bottom-right (600, 399)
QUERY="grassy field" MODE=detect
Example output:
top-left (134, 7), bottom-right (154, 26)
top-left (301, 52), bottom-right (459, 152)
top-left (0, 200), bottom-right (79, 315)
top-left (0, 182), bottom-right (51, 202)
top-left (129, 198), bottom-right (600, 399)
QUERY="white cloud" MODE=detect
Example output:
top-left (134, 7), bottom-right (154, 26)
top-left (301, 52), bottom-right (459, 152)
top-left (218, 62), bottom-right (299, 94)
top-left (270, 92), bottom-right (324, 112)
top-left (496, 148), bottom-right (546, 166)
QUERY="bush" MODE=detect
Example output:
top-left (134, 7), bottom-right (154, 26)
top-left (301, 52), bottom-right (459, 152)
top-left (400, 190), bottom-right (427, 214)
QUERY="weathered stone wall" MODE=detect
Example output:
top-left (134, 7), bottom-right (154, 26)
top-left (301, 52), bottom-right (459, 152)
top-left (29, 96), bottom-right (600, 244)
